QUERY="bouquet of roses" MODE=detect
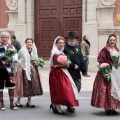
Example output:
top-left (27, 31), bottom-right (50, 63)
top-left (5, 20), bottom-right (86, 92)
top-left (4, 48), bottom-right (17, 64)
top-left (97, 63), bottom-right (111, 82)
top-left (33, 57), bottom-right (44, 68)
top-left (57, 54), bottom-right (72, 65)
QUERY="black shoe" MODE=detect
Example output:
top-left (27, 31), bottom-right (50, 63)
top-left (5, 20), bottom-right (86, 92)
top-left (26, 102), bottom-right (35, 108)
top-left (111, 110), bottom-right (118, 115)
top-left (70, 106), bottom-right (75, 111)
top-left (105, 110), bottom-right (111, 115)
top-left (49, 104), bottom-right (58, 114)
top-left (67, 107), bottom-right (75, 113)
top-left (105, 110), bottom-right (118, 115)
top-left (15, 103), bottom-right (23, 107)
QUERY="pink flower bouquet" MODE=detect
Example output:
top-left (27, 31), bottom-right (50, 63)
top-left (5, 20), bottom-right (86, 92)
top-left (99, 63), bottom-right (109, 68)
top-left (97, 63), bottom-right (111, 82)
top-left (56, 54), bottom-right (72, 66)
top-left (57, 55), bottom-right (67, 64)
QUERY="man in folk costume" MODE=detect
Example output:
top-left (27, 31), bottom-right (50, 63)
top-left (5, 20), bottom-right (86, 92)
top-left (64, 31), bottom-right (86, 113)
top-left (0, 32), bottom-right (18, 110)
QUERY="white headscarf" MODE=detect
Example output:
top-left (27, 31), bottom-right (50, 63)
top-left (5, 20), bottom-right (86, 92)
top-left (18, 43), bottom-right (38, 80)
top-left (49, 36), bottom-right (63, 67)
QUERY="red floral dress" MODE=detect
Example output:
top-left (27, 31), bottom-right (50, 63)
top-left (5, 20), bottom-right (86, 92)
top-left (91, 46), bottom-right (120, 109)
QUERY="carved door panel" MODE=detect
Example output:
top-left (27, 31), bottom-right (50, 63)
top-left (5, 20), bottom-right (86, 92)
top-left (60, 0), bottom-right (82, 44)
top-left (34, 0), bottom-right (59, 59)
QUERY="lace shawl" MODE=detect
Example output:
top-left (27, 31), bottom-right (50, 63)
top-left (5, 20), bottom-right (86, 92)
top-left (18, 43), bottom-right (38, 80)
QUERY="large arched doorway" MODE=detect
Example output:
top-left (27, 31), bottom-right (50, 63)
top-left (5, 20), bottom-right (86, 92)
top-left (34, 0), bottom-right (82, 59)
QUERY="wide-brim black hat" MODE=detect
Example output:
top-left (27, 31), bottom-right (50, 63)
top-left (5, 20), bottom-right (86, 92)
top-left (65, 31), bottom-right (79, 39)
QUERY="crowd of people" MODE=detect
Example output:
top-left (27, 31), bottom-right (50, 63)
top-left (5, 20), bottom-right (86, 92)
top-left (0, 31), bottom-right (120, 116)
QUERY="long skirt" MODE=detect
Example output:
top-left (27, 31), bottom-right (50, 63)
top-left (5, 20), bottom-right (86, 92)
top-left (91, 71), bottom-right (120, 109)
top-left (15, 64), bottom-right (43, 97)
top-left (49, 67), bottom-right (79, 106)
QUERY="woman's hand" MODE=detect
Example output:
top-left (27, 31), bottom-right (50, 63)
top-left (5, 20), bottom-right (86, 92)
top-left (83, 56), bottom-right (86, 60)
top-left (67, 63), bottom-right (70, 68)
top-left (10, 77), bottom-right (15, 83)
top-left (74, 64), bottom-right (79, 69)
top-left (34, 62), bottom-right (39, 67)
top-left (8, 57), bottom-right (13, 61)
top-left (54, 64), bottom-right (67, 68)
top-left (32, 61), bottom-right (39, 67)
top-left (62, 64), bottom-right (68, 69)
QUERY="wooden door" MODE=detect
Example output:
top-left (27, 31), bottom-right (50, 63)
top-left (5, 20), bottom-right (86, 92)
top-left (34, 0), bottom-right (60, 59)
top-left (34, 0), bottom-right (82, 58)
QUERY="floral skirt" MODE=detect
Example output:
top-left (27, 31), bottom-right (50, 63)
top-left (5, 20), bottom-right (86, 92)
top-left (15, 64), bottom-right (43, 97)
top-left (91, 71), bottom-right (120, 109)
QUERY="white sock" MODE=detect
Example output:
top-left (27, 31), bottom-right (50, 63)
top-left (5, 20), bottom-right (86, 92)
top-left (28, 97), bottom-right (31, 105)
top-left (56, 105), bottom-right (62, 113)
top-left (16, 97), bottom-right (21, 105)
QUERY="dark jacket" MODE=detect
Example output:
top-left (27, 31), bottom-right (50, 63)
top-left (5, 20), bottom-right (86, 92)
top-left (64, 43), bottom-right (86, 80)
top-left (0, 43), bottom-right (14, 77)
top-left (12, 39), bottom-right (21, 52)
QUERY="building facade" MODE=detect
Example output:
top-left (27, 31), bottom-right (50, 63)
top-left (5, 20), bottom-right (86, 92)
top-left (0, 0), bottom-right (120, 72)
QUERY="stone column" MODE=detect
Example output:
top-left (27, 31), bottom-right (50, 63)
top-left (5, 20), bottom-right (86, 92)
top-left (83, 0), bottom-right (98, 72)
top-left (26, 0), bottom-right (34, 39)
top-left (86, 0), bottom-right (97, 23)
top-left (15, 0), bottom-right (27, 45)
top-left (5, 0), bottom-right (18, 29)
top-left (17, 0), bottom-right (26, 24)
top-left (6, 11), bottom-right (18, 28)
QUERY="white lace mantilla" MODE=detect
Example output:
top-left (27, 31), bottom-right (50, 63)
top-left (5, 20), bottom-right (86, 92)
top-left (18, 44), bottom-right (38, 80)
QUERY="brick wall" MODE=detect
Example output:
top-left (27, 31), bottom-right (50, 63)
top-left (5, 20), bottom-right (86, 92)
top-left (0, 0), bottom-right (8, 28)
top-left (114, 0), bottom-right (120, 26)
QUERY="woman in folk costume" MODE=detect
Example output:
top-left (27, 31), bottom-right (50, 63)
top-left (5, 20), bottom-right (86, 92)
top-left (91, 34), bottom-right (120, 115)
top-left (49, 36), bottom-right (79, 115)
top-left (15, 38), bottom-right (43, 108)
